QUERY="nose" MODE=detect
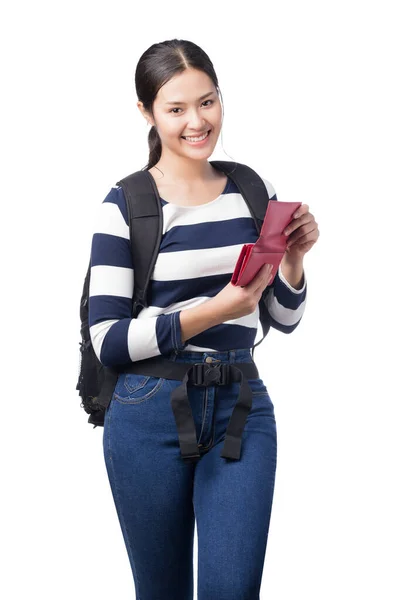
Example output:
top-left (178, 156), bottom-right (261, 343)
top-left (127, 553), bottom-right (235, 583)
top-left (186, 108), bottom-right (207, 131)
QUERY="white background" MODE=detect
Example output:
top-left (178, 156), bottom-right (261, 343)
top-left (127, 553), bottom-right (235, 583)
top-left (1, 0), bottom-right (399, 598)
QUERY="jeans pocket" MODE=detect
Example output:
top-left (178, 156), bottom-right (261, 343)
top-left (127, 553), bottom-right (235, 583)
top-left (113, 372), bottom-right (166, 404)
top-left (247, 378), bottom-right (276, 421)
top-left (248, 377), bottom-right (270, 396)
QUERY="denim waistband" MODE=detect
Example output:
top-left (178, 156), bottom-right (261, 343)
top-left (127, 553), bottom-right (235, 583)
top-left (165, 347), bottom-right (254, 365)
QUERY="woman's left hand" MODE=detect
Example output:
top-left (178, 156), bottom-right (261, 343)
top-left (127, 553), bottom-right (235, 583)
top-left (283, 204), bottom-right (320, 260)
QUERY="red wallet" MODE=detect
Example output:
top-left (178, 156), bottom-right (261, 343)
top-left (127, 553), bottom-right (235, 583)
top-left (231, 200), bottom-right (302, 287)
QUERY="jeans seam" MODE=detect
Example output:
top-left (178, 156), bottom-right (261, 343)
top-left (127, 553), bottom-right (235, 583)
top-left (172, 311), bottom-right (179, 351)
top-left (198, 385), bottom-right (206, 442)
top-left (106, 401), bottom-right (142, 599)
top-left (172, 312), bottom-right (177, 350)
top-left (200, 386), bottom-right (217, 451)
top-left (203, 392), bottom-right (217, 451)
top-left (113, 377), bottom-right (165, 404)
top-left (124, 374), bottom-right (150, 394)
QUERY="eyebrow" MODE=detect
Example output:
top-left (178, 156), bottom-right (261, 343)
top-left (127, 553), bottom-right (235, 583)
top-left (165, 91), bottom-right (215, 105)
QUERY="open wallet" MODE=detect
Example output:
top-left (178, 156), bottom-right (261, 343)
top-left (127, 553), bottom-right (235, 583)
top-left (231, 200), bottom-right (302, 287)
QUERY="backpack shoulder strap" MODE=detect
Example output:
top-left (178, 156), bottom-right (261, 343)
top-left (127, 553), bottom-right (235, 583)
top-left (116, 170), bottom-right (162, 318)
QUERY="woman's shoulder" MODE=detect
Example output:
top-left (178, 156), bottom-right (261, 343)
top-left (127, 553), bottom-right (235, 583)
top-left (90, 185), bottom-right (129, 237)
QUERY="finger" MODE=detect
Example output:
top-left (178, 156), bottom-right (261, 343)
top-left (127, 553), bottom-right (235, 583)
top-left (291, 203), bottom-right (309, 219)
top-left (287, 222), bottom-right (318, 246)
top-left (253, 264), bottom-right (274, 292)
top-left (284, 212), bottom-right (314, 236)
top-left (242, 263), bottom-right (273, 289)
top-left (287, 227), bottom-right (319, 248)
top-left (249, 264), bottom-right (272, 292)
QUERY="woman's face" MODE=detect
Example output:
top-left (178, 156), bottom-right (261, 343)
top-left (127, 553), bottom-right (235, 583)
top-left (142, 68), bottom-right (223, 161)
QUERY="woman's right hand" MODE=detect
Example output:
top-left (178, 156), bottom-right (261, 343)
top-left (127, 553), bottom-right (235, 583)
top-left (209, 264), bottom-right (274, 321)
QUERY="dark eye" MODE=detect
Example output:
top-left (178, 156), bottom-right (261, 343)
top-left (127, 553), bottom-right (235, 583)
top-left (170, 99), bottom-right (214, 114)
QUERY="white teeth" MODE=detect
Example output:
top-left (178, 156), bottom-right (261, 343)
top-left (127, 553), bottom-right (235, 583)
top-left (183, 131), bottom-right (209, 142)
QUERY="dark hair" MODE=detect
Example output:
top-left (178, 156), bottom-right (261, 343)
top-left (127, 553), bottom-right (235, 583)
top-left (135, 39), bottom-right (224, 171)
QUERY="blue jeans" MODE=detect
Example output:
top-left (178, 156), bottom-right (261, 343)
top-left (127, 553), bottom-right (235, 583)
top-left (103, 348), bottom-right (277, 600)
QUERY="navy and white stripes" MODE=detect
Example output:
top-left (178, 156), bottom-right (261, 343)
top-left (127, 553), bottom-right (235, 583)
top-left (88, 175), bottom-right (307, 367)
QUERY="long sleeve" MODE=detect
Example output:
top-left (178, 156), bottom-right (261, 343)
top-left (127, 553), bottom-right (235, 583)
top-left (260, 177), bottom-right (308, 333)
top-left (88, 186), bottom-right (186, 368)
top-left (263, 263), bottom-right (307, 333)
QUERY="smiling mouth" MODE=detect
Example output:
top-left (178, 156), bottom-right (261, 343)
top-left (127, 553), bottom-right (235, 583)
top-left (181, 130), bottom-right (211, 141)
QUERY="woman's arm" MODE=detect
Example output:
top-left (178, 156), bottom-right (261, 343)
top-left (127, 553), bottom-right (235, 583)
top-left (261, 268), bottom-right (307, 334)
top-left (259, 177), bottom-right (308, 333)
top-left (280, 254), bottom-right (305, 289)
top-left (88, 187), bottom-right (188, 367)
top-left (179, 301), bottom-right (222, 344)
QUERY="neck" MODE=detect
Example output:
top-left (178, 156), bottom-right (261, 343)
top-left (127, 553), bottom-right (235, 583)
top-left (151, 150), bottom-right (217, 183)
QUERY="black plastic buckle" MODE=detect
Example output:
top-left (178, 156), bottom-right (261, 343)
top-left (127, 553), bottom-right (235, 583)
top-left (191, 363), bottom-right (229, 387)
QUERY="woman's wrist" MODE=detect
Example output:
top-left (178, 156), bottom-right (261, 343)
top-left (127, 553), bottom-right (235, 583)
top-left (179, 300), bottom-right (222, 344)
top-left (280, 254), bottom-right (305, 290)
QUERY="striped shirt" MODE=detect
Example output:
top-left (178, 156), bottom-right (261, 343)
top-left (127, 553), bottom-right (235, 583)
top-left (88, 175), bottom-right (307, 367)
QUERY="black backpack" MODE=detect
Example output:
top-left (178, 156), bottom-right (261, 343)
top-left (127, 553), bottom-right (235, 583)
top-left (76, 160), bottom-right (274, 427)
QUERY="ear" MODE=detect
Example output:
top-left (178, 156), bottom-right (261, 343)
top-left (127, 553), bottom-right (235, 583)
top-left (137, 101), bottom-right (154, 127)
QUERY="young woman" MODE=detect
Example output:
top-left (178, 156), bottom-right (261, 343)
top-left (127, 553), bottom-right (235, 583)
top-left (88, 38), bottom-right (319, 600)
